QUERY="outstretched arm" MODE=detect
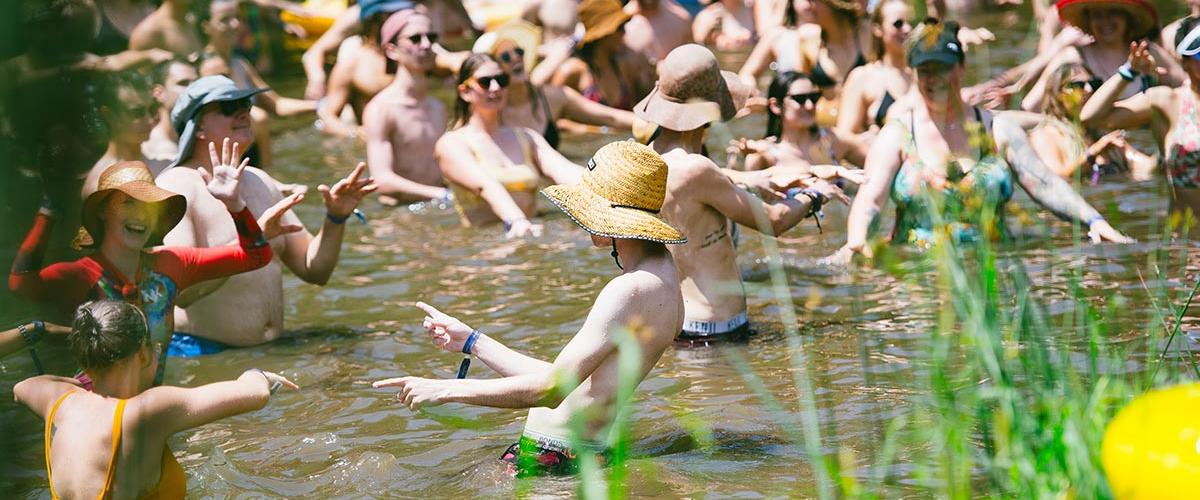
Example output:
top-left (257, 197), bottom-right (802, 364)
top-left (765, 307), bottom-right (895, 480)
top-left (830, 121), bottom-right (905, 262)
top-left (556, 85), bottom-right (636, 129)
top-left (279, 163), bottom-right (377, 285)
top-left (993, 116), bottom-right (1132, 243)
top-left (140, 369), bottom-right (297, 436)
top-left (525, 129), bottom-right (584, 185)
top-left (301, 5), bottom-right (362, 99)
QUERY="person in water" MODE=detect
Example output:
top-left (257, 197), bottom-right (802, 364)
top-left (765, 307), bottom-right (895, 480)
top-left (1081, 18), bottom-right (1200, 237)
top-left (474, 22), bottom-right (636, 148)
top-left (314, 0), bottom-right (415, 139)
top-left (1023, 0), bottom-right (1184, 111)
top-left (836, 0), bottom-right (914, 137)
top-left (436, 54), bottom-right (584, 237)
top-left (129, 0), bottom-right (204, 58)
top-left (550, 0), bottom-right (656, 111)
top-left (0, 320), bottom-right (70, 361)
top-left (794, 0), bottom-right (869, 127)
top-left (829, 20), bottom-right (1132, 264)
top-left (10, 158), bottom-right (285, 384)
top-left (14, 300), bottom-right (296, 499)
top-left (83, 72), bottom-right (166, 199)
top-left (373, 140), bottom-right (686, 476)
top-left (362, 9), bottom-right (453, 205)
top-left (739, 0), bottom-right (814, 87)
top-left (143, 59), bottom-right (200, 164)
top-left (730, 71), bottom-right (866, 177)
top-left (638, 44), bottom-right (842, 342)
top-left (198, 0), bottom-right (318, 169)
top-left (623, 0), bottom-right (694, 65)
top-left (155, 76), bottom-right (375, 353)
top-left (693, 0), bottom-right (759, 51)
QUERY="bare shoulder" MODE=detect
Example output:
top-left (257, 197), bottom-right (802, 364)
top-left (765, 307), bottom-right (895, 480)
top-left (663, 149), bottom-right (721, 182)
top-left (156, 166), bottom-right (204, 194)
top-left (597, 266), bottom-right (678, 310)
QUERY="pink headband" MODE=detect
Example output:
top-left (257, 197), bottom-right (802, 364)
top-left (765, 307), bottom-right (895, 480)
top-left (381, 9), bottom-right (422, 45)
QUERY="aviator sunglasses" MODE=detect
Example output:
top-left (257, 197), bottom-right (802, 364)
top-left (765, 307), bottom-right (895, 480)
top-left (788, 92), bottom-right (822, 107)
top-left (498, 47), bottom-right (525, 63)
top-left (472, 74), bottom-right (511, 89)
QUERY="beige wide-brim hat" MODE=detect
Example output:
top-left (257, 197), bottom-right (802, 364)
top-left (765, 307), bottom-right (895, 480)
top-left (77, 161), bottom-right (186, 249)
top-left (473, 21), bottom-right (542, 68)
top-left (635, 44), bottom-right (752, 132)
top-left (1055, 0), bottom-right (1159, 40)
top-left (542, 140), bottom-right (686, 244)
top-left (578, 0), bottom-right (631, 46)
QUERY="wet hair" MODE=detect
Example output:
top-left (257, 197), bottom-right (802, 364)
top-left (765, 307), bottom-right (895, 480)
top-left (451, 53), bottom-right (500, 128)
top-left (868, 0), bottom-right (908, 60)
top-left (97, 71), bottom-right (154, 118)
top-left (765, 71), bottom-right (816, 139)
top-left (69, 300), bottom-right (151, 372)
top-left (784, 0), bottom-right (802, 28)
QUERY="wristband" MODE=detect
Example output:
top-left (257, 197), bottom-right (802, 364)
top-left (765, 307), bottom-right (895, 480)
top-left (503, 218), bottom-right (528, 232)
top-left (1117, 62), bottom-right (1138, 82)
top-left (18, 320), bottom-right (44, 346)
top-left (462, 329), bottom-right (481, 355)
top-left (327, 209), bottom-right (366, 225)
top-left (1085, 214), bottom-right (1104, 227)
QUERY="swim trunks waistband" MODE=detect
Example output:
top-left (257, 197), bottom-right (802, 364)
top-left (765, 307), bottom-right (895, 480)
top-left (680, 311), bottom-right (749, 337)
top-left (167, 332), bottom-right (231, 358)
top-left (499, 429), bottom-right (610, 477)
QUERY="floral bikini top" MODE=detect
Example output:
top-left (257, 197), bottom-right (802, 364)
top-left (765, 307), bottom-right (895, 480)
top-left (1165, 88), bottom-right (1200, 189)
top-left (890, 108), bottom-right (1014, 246)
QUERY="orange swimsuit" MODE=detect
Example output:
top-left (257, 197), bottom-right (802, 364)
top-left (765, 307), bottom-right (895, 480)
top-left (45, 392), bottom-right (186, 500)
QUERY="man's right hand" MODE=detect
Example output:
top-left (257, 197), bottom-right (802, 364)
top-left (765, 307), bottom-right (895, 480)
top-left (415, 302), bottom-right (475, 353)
top-left (258, 192), bottom-right (306, 240)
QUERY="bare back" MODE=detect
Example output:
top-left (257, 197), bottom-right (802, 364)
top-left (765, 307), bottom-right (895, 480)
top-left (659, 149), bottom-right (746, 323)
top-left (524, 252), bottom-right (683, 441)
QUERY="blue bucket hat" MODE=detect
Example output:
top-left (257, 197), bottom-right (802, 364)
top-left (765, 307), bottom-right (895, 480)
top-left (359, 0), bottom-right (415, 20)
top-left (169, 76), bottom-right (267, 168)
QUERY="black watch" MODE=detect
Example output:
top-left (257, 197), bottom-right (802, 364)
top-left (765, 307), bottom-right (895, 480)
top-left (18, 320), bottom-right (45, 346)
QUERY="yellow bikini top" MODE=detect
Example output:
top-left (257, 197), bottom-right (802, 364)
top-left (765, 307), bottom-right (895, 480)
top-left (449, 129), bottom-right (541, 214)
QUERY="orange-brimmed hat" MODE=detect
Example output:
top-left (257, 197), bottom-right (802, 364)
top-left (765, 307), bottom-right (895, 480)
top-left (1055, 0), bottom-right (1159, 40)
top-left (77, 161), bottom-right (186, 249)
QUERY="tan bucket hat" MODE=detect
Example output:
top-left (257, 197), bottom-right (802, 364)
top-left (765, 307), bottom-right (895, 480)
top-left (473, 21), bottom-right (542, 68)
top-left (542, 140), bottom-right (686, 244)
top-left (634, 44), bottom-right (752, 132)
top-left (578, 0), bottom-right (631, 46)
top-left (77, 161), bottom-right (186, 249)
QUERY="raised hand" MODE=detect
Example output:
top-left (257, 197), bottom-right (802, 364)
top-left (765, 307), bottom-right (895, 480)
top-left (320, 162), bottom-right (377, 219)
top-left (415, 301), bottom-right (475, 353)
top-left (371, 376), bottom-right (450, 410)
top-left (1127, 41), bottom-right (1166, 77)
top-left (202, 138), bottom-right (249, 212)
top-left (258, 192), bottom-right (306, 240)
top-left (1055, 26), bottom-right (1094, 49)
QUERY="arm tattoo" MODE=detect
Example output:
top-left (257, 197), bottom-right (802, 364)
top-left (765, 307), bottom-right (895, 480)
top-left (999, 120), bottom-right (1100, 224)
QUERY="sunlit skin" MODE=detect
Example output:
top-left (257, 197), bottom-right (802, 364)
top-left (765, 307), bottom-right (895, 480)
top-left (145, 61), bottom-right (198, 161)
top-left (836, 0), bottom-right (913, 136)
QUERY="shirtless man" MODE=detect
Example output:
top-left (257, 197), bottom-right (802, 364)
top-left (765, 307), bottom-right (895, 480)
top-left (638, 45), bottom-right (839, 342)
top-left (623, 0), bottom-right (694, 65)
top-left (373, 140), bottom-right (685, 475)
top-left (362, 10), bottom-right (450, 205)
top-left (143, 60), bottom-right (198, 163)
top-left (129, 0), bottom-right (203, 58)
top-left (315, 2), bottom-right (408, 138)
top-left (155, 76), bottom-right (376, 353)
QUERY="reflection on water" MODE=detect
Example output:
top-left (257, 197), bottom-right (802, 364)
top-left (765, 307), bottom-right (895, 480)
top-left (1, 6), bottom-right (1196, 497)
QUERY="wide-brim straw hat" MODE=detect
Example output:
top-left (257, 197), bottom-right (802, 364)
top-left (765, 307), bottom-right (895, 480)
top-left (578, 0), bottom-right (631, 46)
top-left (473, 21), bottom-right (542, 68)
top-left (635, 44), bottom-right (753, 132)
top-left (78, 161), bottom-right (186, 249)
top-left (542, 140), bottom-right (685, 244)
top-left (1055, 0), bottom-right (1159, 40)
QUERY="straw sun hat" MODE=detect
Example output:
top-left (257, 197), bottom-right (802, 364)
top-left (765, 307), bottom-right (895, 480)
top-left (77, 161), bottom-right (186, 249)
top-left (472, 21), bottom-right (542, 68)
top-left (1055, 0), bottom-right (1159, 40)
top-left (578, 0), bottom-right (631, 46)
top-left (542, 141), bottom-right (686, 244)
top-left (635, 44), bottom-right (752, 132)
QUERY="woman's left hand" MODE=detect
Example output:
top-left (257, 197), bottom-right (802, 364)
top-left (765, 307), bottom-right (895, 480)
top-left (372, 376), bottom-right (451, 410)
top-left (321, 162), bottom-right (378, 219)
top-left (202, 138), bottom-right (250, 212)
top-left (1088, 219), bottom-right (1135, 244)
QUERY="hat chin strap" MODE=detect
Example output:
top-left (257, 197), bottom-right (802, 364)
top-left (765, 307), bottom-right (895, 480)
top-left (611, 239), bottom-right (623, 271)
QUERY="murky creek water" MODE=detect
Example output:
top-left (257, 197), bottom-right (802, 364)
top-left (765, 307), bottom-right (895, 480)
top-left (1, 6), bottom-right (1195, 498)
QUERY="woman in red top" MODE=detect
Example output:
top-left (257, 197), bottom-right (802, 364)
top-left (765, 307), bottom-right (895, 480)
top-left (10, 140), bottom-right (300, 383)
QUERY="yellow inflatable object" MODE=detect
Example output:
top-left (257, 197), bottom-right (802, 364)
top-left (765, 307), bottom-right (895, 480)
top-left (1102, 383), bottom-right (1200, 500)
top-left (281, 0), bottom-right (348, 50)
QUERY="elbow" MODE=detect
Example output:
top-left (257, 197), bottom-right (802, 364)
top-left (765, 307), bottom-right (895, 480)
top-left (1079, 109), bottom-right (1102, 130)
top-left (533, 377), bottom-right (565, 409)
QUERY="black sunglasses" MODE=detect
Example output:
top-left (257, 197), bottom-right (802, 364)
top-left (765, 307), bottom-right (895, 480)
top-left (1066, 80), bottom-right (1092, 91)
top-left (406, 32), bottom-right (439, 45)
top-left (214, 98), bottom-right (252, 116)
top-left (498, 47), bottom-right (526, 63)
top-left (473, 74), bottom-right (510, 89)
top-left (787, 92), bottom-right (821, 106)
